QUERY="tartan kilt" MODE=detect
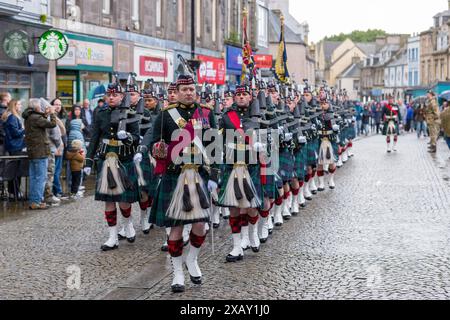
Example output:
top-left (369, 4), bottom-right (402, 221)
top-left (262, 171), bottom-right (277, 199)
top-left (140, 155), bottom-right (158, 195)
top-left (382, 121), bottom-right (399, 136)
top-left (94, 158), bottom-right (140, 203)
top-left (218, 164), bottom-right (264, 209)
top-left (293, 147), bottom-right (307, 181)
top-left (306, 139), bottom-right (319, 166)
top-left (348, 126), bottom-right (356, 140)
top-left (279, 148), bottom-right (294, 183)
top-left (150, 167), bottom-right (210, 228)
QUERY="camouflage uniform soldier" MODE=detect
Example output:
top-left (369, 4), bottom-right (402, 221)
top-left (425, 91), bottom-right (440, 153)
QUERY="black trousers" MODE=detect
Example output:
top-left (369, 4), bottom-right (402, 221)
top-left (71, 171), bottom-right (82, 194)
top-left (7, 150), bottom-right (24, 196)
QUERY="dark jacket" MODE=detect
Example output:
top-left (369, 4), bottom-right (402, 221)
top-left (4, 114), bottom-right (25, 153)
top-left (81, 107), bottom-right (94, 141)
top-left (0, 103), bottom-right (7, 140)
top-left (23, 108), bottom-right (57, 159)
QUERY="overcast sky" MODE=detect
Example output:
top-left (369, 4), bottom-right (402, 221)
top-left (288, 0), bottom-right (448, 43)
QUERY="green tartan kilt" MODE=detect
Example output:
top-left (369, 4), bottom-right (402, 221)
top-left (306, 139), bottom-right (319, 166)
top-left (218, 164), bottom-right (264, 209)
top-left (382, 121), bottom-right (400, 136)
top-left (339, 131), bottom-right (347, 147)
top-left (348, 126), bottom-right (356, 140)
top-left (262, 166), bottom-right (277, 199)
top-left (94, 158), bottom-right (140, 203)
top-left (293, 147), bottom-right (307, 181)
top-left (140, 156), bottom-right (158, 195)
top-left (279, 147), bottom-right (294, 183)
top-left (149, 167), bottom-right (210, 228)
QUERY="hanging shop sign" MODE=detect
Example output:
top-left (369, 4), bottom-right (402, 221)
top-left (197, 55), bottom-right (226, 85)
top-left (38, 30), bottom-right (69, 61)
top-left (2, 30), bottom-right (31, 60)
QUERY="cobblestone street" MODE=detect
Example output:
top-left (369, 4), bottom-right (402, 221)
top-left (1, 133), bottom-right (450, 300)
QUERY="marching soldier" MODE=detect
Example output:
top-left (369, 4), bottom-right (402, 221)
top-left (425, 90), bottom-right (440, 153)
top-left (135, 75), bottom-right (217, 293)
top-left (217, 84), bottom-right (265, 261)
top-left (316, 90), bottom-right (339, 190)
top-left (382, 94), bottom-right (401, 153)
top-left (83, 79), bottom-right (140, 251)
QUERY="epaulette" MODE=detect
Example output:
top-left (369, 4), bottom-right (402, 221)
top-left (200, 103), bottom-right (214, 111)
top-left (161, 103), bottom-right (178, 112)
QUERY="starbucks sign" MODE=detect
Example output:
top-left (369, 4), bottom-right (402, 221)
top-left (38, 30), bottom-right (69, 60)
top-left (2, 30), bottom-right (31, 60)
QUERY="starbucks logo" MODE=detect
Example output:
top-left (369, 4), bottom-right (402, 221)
top-left (2, 30), bottom-right (31, 60)
top-left (38, 30), bottom-right (69, 60)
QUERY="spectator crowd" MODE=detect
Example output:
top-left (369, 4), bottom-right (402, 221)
top-left (0, 92), bottom-right (100, 209)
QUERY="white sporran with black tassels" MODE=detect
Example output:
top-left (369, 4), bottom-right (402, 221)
top-left (98, 153), bottom-right (125, 196)
top-left (387, 120), bottom-right (396, 135)
top-left (219, 164), bottom-right (262, 209)
top-left (318, 139), bottom-right (335, 166)
top-left (166, 166), bottom-right (211, 222)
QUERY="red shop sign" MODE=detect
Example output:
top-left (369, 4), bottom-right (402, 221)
top-left (139, 56), bottom-right (168, 78)
top-left (254, 55), bottom-right (273, 69)
top-left (197, 55), bottom-right (226, 85)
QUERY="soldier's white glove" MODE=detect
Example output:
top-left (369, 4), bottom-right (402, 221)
top-left (208, 180), bottom-right (218, 192)
top-left (298, 136), bottom-right (307, 144)
top-left (150, 155), bottom-right (157, 167)
top-left (332, 124), bottom-right (340, 132)
top-left (117, 130), bottom-right (128, 140)
top-left (134, 152), bottom-right (143, 164)
top-left (284, 132), bottom-right (293, 141)
top-left (83, 167), bottom-right (91, 176)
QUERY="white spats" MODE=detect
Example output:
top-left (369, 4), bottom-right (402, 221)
top-left (185, 245), bottom-right (202, 279)
top-left (104, 226), bottom-right (119, 249)
top-left (240, 226), bottom-right (250, 250)
top-left (140, 209), bottom-right (152, 233)
top-left (171, 256), bottom-right (185, 288)
top-left (273, 204), bottom-right (283, 226)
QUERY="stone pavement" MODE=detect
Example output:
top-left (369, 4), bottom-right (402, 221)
top-left (1, 133), bottom-right (450, 300)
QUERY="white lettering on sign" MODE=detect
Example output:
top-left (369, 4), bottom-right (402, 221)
top-left (145, 60), bottom-right (165, 73)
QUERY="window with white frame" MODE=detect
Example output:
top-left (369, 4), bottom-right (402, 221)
top-left (102, 0), bottom-right (110, 15)
top-left (257, 3), bottom-right (268, 48)
top-left (132, 0), bottom-right (139, 21)
top-left (177, 0), bottom-right (184, 33)
top-left (212, 0), bottom-right (217, 42)
top-left (237, 0), bottom-right (241, 38)
top-left (156, 0), bottom-right (162, 28)
top-left (196, 0), bottom-right (201, 38)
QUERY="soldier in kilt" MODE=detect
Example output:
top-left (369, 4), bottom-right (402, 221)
top-left (217, 84), bottom-right (265, 262)
top-left (303, 89), bottom-right (320, 201)
top-left (382, 94), bottom-right (401, 153)
top-left (135, 75), bottom-right (217, 293)
top-left (116, 77), bottom-right (156, 240)
top-left (316, 91), bottom-right (339, 191)
top-left (83, 82), bottom-right (140, 251)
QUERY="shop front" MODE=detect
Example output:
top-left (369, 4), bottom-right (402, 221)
top-left (0, 19), bottom-right (50, 106)
top-left (57, 33), bottom-right (114, 110)
top-left (134, 45), bottom-right (174, 86)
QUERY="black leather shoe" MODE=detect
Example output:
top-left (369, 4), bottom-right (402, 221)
top-left (305, 197), bottom-right (313, 201)
top-left (260, 238), bottom-right (267, 244)
top-left (226, 254), bottom-right (243, 263)
top-left (268, 229), bottom-right (273, 235)
top-left (275, 222), bottom-right (282, 227)
top-left (101, 244), bottom-right (118, 252)
top-left (161, 244), bottom-right (168, 252)
top-left (282, 215), bottom-right (291, 221)
top-left (318, 187), bottom-right (325, 192)
top-left (251, 246), bottom-right (260, 253)
top-left (311, 190), bottom-right (317, 195)
top-left (329, 186), bottom-right (335, 190)
top-left (126, 236), bottom-right (135, 243)
top-left (222, 216), bottom-right (229, 220)
top-left (143, 229), bottom-right (150, 235)
top-left (213, 223), bottom-right (220, 229)
top-left (171, 284), bottom-right (185, 293)
top-left (118, 234), bottom-right (126, 241)
top-left (190, 275), bottom-right (202, 285)
top-left (300, 203), bottom-right (307, 208)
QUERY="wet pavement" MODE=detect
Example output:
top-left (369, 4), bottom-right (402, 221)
top-left (1, 133), bottom-right (450, 300)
